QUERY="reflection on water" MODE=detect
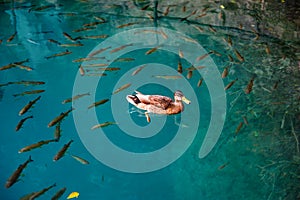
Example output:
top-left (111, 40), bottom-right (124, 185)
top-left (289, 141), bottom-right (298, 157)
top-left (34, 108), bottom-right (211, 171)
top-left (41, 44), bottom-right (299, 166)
top-left (0, 0), bottom-right (299, 199)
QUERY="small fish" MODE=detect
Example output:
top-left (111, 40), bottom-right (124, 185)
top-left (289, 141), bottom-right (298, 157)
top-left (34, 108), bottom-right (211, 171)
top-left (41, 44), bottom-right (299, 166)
top-left (51, 187), bottom-right (66, 200)
top-left (145, 46), bottom-right (160, 55)
top-left (91, 122), bottom-right (116, 130)
top-left (54, 123), bottom-right (62, 141)
top-left (153, 75), bottom-right (182, 80)
top-left (233, 49), bottom-right (244, 62)
top-left (197, 78), bottom-right (203, 87)
top-left (265, 45), bottom-right (270, 54)
top-left (145, 112), bottom-right (151, 123)
top-left (83, 21), bottom-right (104, 27)
top-left (62, 92), bottom-right (90, 104)
top-left (146, 13), bottom-right (154, 20)
top-left (45, 50), bottom-right (72, 59)
top-left (8, 80), bottom-right (45, 86)
top-left (210, 50), bottom-right (222, 57)
top-left (70, 154), bottom-right (89, 165)
top-left (191, 24), bottom-right (204, 32)
top-left (48, 39), bottom-right (61, 45)
top-left (272, 80), bottom-right (279, 90)
top-left (141, 4), bottom-right (150, 10)
top-left (117, 22), bottom-right (137, 28)
top-left (180, 36), bottom-right (198, 44)
top-left (5, 156), bottom-right (33, 188)
top-left (115, 57), bottom-right (135, 62)
top-left (0, 59), bottom-right (29, 71)
top-left (30, 4), bottom-right (55, 12)
top-left (73, 27), bottom-right (95, 32)
top-left (110, 44), bottom-right (133, 53)
top-left (196, 53), bottom-right (210, 61)
top-left (180, 10), bottom-right (197, 21)
top-left (89, 46), bottom-right (111, 57)
top-left (208, 25), bottom-right (217, 33)
top-left (83, 34), bottom-right (108, 39)
top-left (26, 183), bottom-right (56, 200)
top-left (94, 16), bottom-right (106, 22)
top-left (48, 108), bottom-right (74, 128)
top-left (227, 36), bottom-right (232, 47)
top-left (177, 59), bottom-right (183, 74)
top-left (73, 57), bottom-right (99, 63)
top-left (53, 140), bottom-right (73, 161)
top-left (218, 162), bottom-right (229, 170)
top-left (224, 78), bottom-right (238, 90)
top-left (88, 99), bottom-right (109, 109)
top-left (63, 32), bottom-right (76, 42)
top-left (132, 65), bottom-right (145, 76)
top-left (228, 54), bottom-right (234, 62)
top-left (187, 70), bottom-right (193, 79)
top-left (79, 65), bottom-right (85, 76)
top-left (85, 73), bottom-right (107, 77)
top-left (13, 90), bottom-right (45, 97)
top-left (221, 66), bottom-right (229, 78)
top-left (244, 77), bottom-right (254, 94)
top-left (18, 139), bottom-right (58, 153)
top-left (196, 13), bottom-right (207, 18)
top-left (83, 63), bottom-right (108, 67)
top-left (163, 6), bottom-right (170, 16)
top-left (19, 96), bottom-right (41, 116)
top-left (13, 64), bottom-right (33, 71)
top-left (67, 191), bottom-right (79, 199)
top-left (15, 115), bottom-right (33, 131)
top-left (235, 122), bottom-right (243, 135)
top-left (59, 43), bottom-right (83, 47)
top-left (179, 49), bottom-right (184, 58)
top-left (113, 83), bottom-right (131, 94)
top-left (7, 32), bottom-right (17, 43)
top-left (242, 116), bottom-right (249, 126)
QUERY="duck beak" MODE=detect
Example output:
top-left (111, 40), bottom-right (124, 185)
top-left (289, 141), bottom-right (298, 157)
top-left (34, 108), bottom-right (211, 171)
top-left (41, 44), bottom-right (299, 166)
top-left (182, 96), bottom-right (191, 104)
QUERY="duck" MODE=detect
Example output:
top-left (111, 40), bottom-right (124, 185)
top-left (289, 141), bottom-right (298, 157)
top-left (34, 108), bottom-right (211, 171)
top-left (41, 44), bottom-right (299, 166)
top-left (126, 90), bottom-right (191, 122)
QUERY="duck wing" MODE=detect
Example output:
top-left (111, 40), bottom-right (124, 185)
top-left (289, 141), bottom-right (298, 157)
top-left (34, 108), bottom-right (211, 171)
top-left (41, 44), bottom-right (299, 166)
top-left (148, 95), bottom-right (173, 109)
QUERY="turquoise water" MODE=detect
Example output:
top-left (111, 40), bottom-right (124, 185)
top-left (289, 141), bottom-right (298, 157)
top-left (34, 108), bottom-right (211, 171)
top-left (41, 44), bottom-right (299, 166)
top-left (1, 1), bottom-right (299, 200)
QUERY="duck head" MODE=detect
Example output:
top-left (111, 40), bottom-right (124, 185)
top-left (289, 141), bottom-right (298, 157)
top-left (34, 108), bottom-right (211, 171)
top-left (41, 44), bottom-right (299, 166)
top-left (174, 90), bottom-right (191, 104)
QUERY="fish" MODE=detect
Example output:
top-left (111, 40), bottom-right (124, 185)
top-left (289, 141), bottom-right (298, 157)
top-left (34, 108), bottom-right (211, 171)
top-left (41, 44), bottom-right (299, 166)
top-left (146, 13), bottom-right (154, 20)
top-left (62, 92), bottom-right (90, 104)
top-left (13, 64), bottom-right (33, 71)
top-left (224, 78), bottom-right (238, 90)
top-left (228, 54), bottom-right (234, 62)
top-left (196, 13), bottom-right (207, 18)
top-left (179, 49), bottom-right (184, 58)
top-left (134, 30), bottom-right (167, 39)
top-left (110, 44), bottom-right (133, 53)
top-left (30, 4), bottom-right (56, 12)
top-left (7, 32), bottom-right (17, 43)
top-left (70, 154), bottom-right (89, 165)
top-left (53, 140), bottom-right (73, 161)
top-left (89, 46), bottom-right (111, 57)
top-left (180, 10), bottom-right (197, 21)
top-left (208, 25), bottom-right (217, 33)
top-left (191, 24), bottom-right (204, 32)
top-left (145, 112), bottom-right (151, 123)
top-left (73, 27), bottom-right (95, 32)
top-left (196, 53), bottom-right (210, 61)
top-left (116, 22), bottom-right (137, 28)
top-left (210, 50), bottom-right (222, 57)
top-left (180, 36), bottom-right (198, 44)
top-left (187, 70), bottom-right (193, 79)
top-left (48, 39), bottom-right (61, 45)
top-left (88, 99), bottom-right (109, 109)
top-left (59, 43), bottom-right (83, 47)
top-left (26, 183), bottom-right (56, 200)
top-left (218, 162), bottom-right (229, 170)
top-left (272, 80), bottom-right (279, 90)
top-left (265, 45), bottom-right (270, 54)
top-left (54, 123), bottom-right (62, 141)
top-left (235, 122), bottom-right (243, 135)
top-left (83, 21), bottom-right (104, 27)
top-left (13, 90), bottom-right (45, 97)
top-left (115, 57), bottom-right (135, 62)
top-left (83, 63), bottom-right (108, 67)
top-left (145, 46), bottom-right (160, 55)
top-left (141, 4), bottom-right (150, 10)
top-left (48, 108), bottom-right (74, 128)
top-left (242, 116), bottom-right (249, 126)
top-left (197, 78), bottom-right (203, 87)
top-left (73, 57), bottom-right (99, 63)
top-left (79, 65), bottom-right (85, 76)
top-left (91, 122), bottom-right (117, 130)
top-left (63, 32), bottom-right (76, 42)
top-left (82, 34), bottom-right (108, 39)
top-left (0, 58), bottom-right (29, 71)
top-left (67, 191), bottom-right (79, 199)
top-left (113, 83), bottom-right (131, 94)
top-left (163, 6), bottom-right (170, 16)
top-left (233, 49), bottom-right (244, 62)
top-left (15, 115), bottom-right (33, 131)
top-left (132, 65), bottom-right (145, 76)
top-left (5, 156), bottom-right (33, 188)
top-left (8, 80), bottom-right (45, 86)
top-left (85, 73), bottom-right (107, 77)
top-left (153, 75), bottom-right (182, 80)
top-left (19, 96), bottom-right (41, 116)
top-left (87, 67), bottom-right (120, 72)
top-left (94, 16), bottom-right (106, 22)
top-left (51, 187), bottom-right (67, 200)
top-left (18, 139), bottom-right (58, 153)
top-left (177, 59), bottom-right (183, 74)
top-left (221, 66), bottom-right (229, 78)
top-left (45, 50), bottom-right (72, 59)
top-left (244, 77), bottom-right (254, 94)
top-left (227, 36), bottom-right (232, 47)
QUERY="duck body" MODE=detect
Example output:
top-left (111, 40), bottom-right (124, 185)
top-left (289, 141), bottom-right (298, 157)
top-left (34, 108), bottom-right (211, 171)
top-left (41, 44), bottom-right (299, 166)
top-left (126, 90), bottom-right (190, 115)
